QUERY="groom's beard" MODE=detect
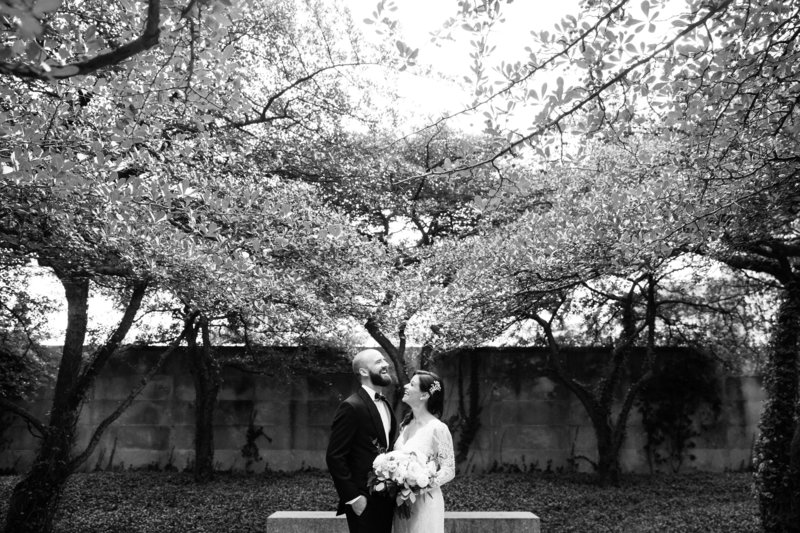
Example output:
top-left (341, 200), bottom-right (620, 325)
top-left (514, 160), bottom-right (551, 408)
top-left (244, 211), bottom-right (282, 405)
top-left (370, 370), bottom-right (392, 387)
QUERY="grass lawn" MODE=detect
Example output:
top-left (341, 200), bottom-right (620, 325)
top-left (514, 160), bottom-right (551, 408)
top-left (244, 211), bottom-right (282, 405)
top-left (0, 470), bottom-right (759, 532)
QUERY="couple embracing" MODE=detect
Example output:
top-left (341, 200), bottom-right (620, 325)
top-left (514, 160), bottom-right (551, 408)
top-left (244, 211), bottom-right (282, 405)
top-left (326, 349), bottom-right (455, 533)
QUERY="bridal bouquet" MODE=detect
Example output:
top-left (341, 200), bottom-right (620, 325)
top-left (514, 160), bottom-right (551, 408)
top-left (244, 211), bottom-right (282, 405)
top-left (367, 451), bottom-right (438, 519)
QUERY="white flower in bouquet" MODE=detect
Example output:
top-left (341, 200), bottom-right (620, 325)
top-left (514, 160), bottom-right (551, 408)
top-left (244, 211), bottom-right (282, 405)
top-left (406, 458), bottom-right (431, 488)
top-left (373, 451), bottom-right (406, 479)
top-left (368, 450), bottom-right (439, 519)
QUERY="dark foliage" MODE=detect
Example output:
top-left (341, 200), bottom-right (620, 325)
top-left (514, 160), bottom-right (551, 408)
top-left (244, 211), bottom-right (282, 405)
top-left (0, 470), bottom-right (758, 532)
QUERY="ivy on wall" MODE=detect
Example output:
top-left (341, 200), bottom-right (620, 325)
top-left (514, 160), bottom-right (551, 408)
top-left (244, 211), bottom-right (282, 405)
top-left (637, 351), bottom-right (722, 473)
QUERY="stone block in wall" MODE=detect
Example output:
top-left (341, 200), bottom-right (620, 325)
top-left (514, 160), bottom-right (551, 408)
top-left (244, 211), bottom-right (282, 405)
top-left (169, 449), bottom-right (193, 471)
top-left (306, 400), bottom-right (338, 426)
top-left (253, 401), bottom-right (291, 426)
top-left (489, 377), bottom-right (560, 402)
top-left (77, 399), bottom-right (116, 426)
top-left (175, 373), bottom-right (195, 401)
top-left (687, 449), bottom-right (736, 471)
top-left (623, 406), bottom-right (644, 426)
top-left (170, 425), bottom-right (194, 449)
top-left (2, 425), bottom-right (40, 450)
top-left (565, 399), bottom-right (593, 425)
top-left (727, 448), bottom-right (754, 471)
top-left (691, 421), bottom-right (730, 448)
top-left (218, 372), bottom-right (255, 401)
top-left (139, 375), bottom-right (173, 400)
top-left (286, 420), bottom-right (311, 450)
top-left (0, 450), bottom-right (36, 472)
top-left (115, 425), bottom-right (172, 450)
top-left (306, 374), bottom-right (348, 400)
top-left (619, 447), bottom-right (648, 472)
top-left (290, 380), bottom-right (310, 402)
top-left (461, 447), bottom-right (492, 473)
top-left (89, 375), bottom-right (143, 400)
top-left (256, 425), bottom-right (291, 450)
top-left (743, 398), bottom-right (764, 428)
top-left (463, 424), bottom-right (491, 452)
top-left (3, 399), bottom-right (50, 421)
top-left (292, 426), bottom-right (331, 451)
top-left (212, 449), bottom-right (245, 470)
top-left (489, 401), bottom-right (571, 426)
top-left (106, 347), bottom-right (166, 374)
top-left (723, 400), bottom-right (750, 426)
top-left (724, 425), bottom-right (755, 448)
top-left (170, 401), bottom-right (195, 425)
top-left (724, 376), bottom-right (765, 403)
top-left (568, 425), bottom-right (597, 453)
top-left (73, 423), bottom-right (115, 453)
top-left (115, 401), bottom-right (171, 426)
top-left (497, 425), bottom-right (569, 450)
top-left (620, 427), bottom-right (648, 450)
top-left (739, 376), bottom-right (765, 402)
top-left (255, 376), bottom-right (293, 401)
top-left (213, 425), bottom-right (248, 450)
top-left (216, 400), bottom-right (255, 425)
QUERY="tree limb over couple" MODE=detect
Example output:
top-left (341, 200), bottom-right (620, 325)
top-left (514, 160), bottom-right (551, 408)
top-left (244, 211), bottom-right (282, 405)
top-left (326, 349), bottom-right (455, 533)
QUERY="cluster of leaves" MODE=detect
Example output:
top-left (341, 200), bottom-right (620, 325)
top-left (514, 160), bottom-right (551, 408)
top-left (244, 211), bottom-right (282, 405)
top-left (0, 0), bottom-right (400, 345)
top-left (0, 263), bottom-right (57, 402)
top-left (0, 470), bottom-right (758, 532)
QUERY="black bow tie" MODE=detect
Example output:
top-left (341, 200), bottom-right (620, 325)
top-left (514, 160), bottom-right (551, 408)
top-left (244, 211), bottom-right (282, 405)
top-left (374, 392), bottom-right (387, 402)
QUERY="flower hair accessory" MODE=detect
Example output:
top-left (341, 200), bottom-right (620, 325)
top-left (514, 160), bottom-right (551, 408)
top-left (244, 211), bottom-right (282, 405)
top-left (428, 380), bottom-right (441, 394)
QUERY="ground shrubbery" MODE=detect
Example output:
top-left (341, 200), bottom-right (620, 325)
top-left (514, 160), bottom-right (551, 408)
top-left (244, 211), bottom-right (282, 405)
top-left (0, 470), bottom-right (757, 532)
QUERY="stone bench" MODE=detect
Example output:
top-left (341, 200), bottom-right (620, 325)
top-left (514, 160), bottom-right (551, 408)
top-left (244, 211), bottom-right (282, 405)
top-left (266, 510), bottom-right (540, 532)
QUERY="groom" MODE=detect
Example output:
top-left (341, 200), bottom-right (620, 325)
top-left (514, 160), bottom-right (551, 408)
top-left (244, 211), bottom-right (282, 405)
top-left (326, 349), bottom-right (398, 533)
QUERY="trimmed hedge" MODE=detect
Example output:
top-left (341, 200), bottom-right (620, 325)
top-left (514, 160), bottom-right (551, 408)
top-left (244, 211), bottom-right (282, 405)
top-left (0, 470), bottom-right (758, 532)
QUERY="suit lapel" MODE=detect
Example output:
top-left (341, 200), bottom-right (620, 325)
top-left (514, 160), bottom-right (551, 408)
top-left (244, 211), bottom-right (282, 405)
top-left (358, 387), bottom-right (387, 449)
top-left (388, 407), bottom-right (398, 449)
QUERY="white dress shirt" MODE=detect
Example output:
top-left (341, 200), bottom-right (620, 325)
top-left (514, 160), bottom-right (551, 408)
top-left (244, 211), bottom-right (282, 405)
top-left (362, 384), bottom-right (391, 447)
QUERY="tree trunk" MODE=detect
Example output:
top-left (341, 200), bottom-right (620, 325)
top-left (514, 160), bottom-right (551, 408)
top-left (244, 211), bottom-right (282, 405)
top-left (581, 398), bottom-right (619, 487)
top-left (364, 317), bottom-right (410, 404)
top-left (595, 427), bottom-right (620, 486)
top-left (755, 287), bottom-right (800, 533)
top-left (3, 276), bottom-right (89, 533)
top-left (188, 317), bottom-right (220, 482)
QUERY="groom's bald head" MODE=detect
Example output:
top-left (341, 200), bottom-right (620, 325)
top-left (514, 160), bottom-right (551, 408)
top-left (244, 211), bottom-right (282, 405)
top-left (351, 349), bottom-right (381, 374)
top-left (352, 349), bottom-right (392, 387)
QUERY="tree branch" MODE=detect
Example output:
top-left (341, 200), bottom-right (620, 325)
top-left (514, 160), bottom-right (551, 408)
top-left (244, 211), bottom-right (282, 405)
top-left (396, 0), bottom-right (735, 183)
top-left (0, 0), bottom-right (162, 80)
top-left (72, 280), bottom-right (149, 403)
top-left (0, 396), bottom-right (46, 437)
top-left (68, 327), bottom-right (188, 471)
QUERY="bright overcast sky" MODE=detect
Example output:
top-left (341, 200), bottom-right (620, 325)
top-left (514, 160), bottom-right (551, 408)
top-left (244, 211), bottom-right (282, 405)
top-left (343, 0), bottom-right (582, 131)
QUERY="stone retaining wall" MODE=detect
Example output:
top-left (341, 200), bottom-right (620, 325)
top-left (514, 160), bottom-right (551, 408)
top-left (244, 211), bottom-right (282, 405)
top-left (0, 346), bottom-right (762, 474)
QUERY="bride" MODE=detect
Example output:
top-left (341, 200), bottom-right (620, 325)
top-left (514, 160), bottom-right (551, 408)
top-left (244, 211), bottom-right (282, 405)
top-left (392, 370), bottom-right (455, 533)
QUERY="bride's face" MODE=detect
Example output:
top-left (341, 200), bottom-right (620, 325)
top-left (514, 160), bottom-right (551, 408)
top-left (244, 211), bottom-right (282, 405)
top-left (402, 375), bottom-right (429, 408)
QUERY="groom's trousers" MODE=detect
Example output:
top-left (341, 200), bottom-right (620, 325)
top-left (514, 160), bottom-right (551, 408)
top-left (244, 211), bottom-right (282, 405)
top-left (344, 494), bottom-right (394, 533)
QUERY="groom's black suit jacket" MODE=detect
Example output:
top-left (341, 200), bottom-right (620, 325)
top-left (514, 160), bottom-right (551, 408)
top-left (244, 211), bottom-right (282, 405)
top-left (326, 386), bottom-right (398, 515)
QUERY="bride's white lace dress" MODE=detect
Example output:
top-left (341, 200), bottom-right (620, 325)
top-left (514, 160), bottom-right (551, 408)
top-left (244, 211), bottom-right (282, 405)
top-left (392, 418), bottom-right (456, 533)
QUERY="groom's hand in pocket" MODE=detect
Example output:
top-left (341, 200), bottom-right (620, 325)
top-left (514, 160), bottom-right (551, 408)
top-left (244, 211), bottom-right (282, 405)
top-left (351, 495), bottom-right (367, 516)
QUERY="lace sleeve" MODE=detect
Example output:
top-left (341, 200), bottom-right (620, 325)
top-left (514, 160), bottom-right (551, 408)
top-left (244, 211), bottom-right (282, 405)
top-left (432, 421), bottom-right (455, 487)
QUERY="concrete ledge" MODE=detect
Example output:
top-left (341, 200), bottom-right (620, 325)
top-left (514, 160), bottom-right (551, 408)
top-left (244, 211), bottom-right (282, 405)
top-left (266, 510), bottom-right (540, 533)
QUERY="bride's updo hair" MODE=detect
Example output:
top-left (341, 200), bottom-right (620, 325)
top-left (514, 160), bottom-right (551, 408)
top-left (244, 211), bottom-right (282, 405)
top-left (415, 370), bottom-right (444, 418)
